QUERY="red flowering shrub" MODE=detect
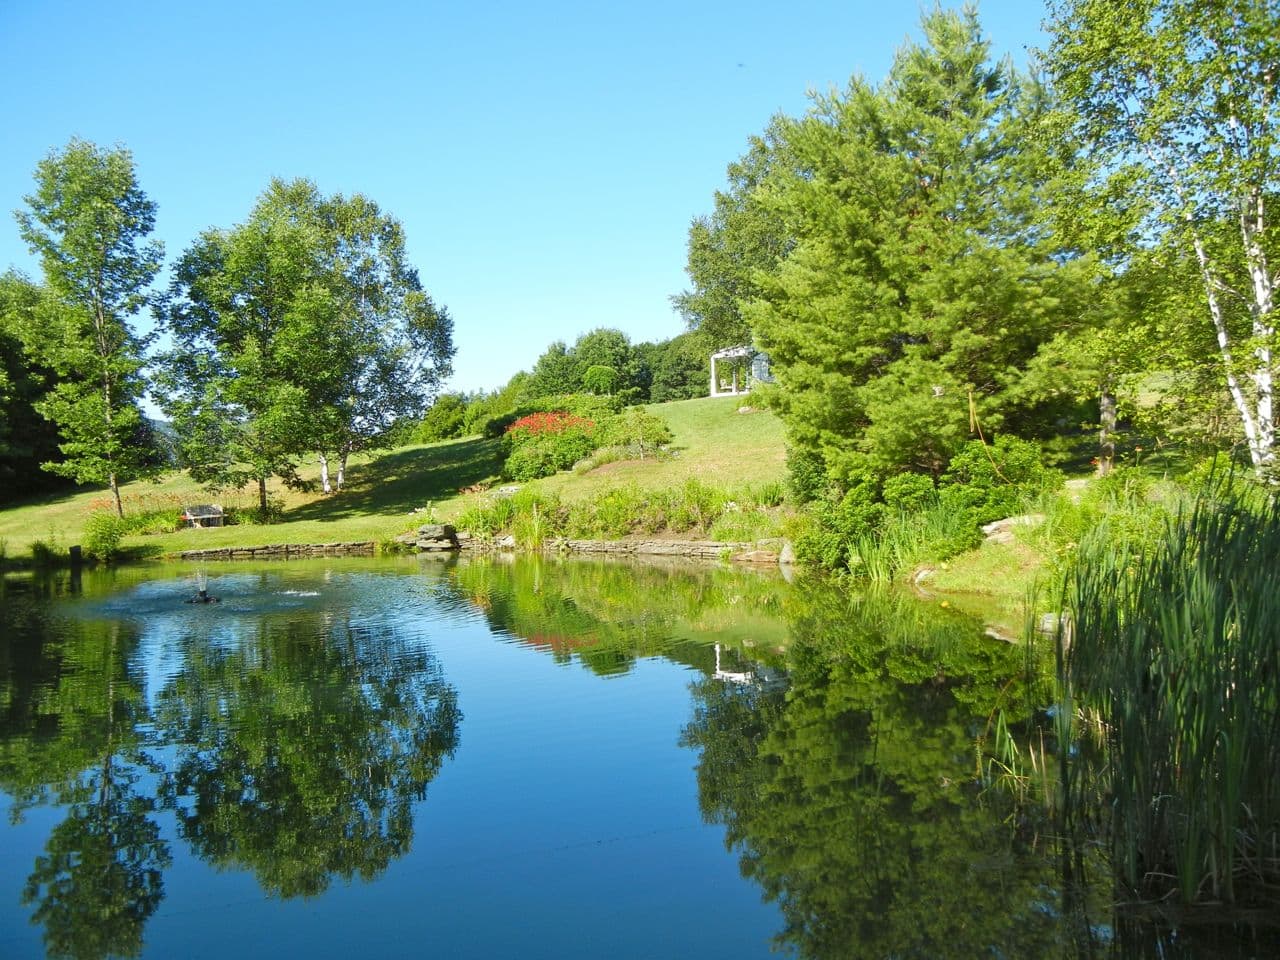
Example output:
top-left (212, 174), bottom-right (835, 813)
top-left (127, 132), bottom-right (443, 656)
top-left (502, 411), bottom-right (599, 480)
top-left (505, 411), bottom-right (595, 443)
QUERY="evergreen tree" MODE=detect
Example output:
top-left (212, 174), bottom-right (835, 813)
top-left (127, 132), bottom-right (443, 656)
top-left (749, 9), bottom-right (1072, 480)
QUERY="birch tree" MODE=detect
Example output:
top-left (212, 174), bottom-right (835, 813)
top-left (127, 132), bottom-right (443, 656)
top-left (14, 140), bottom-right (163, 515)
top-left (159, 179), bottom-right (451, 505)
top-left (1046, 0), bottom-right (1280, 475)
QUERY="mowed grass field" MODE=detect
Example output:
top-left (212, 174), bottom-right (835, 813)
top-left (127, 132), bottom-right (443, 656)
top-left (0, 396), bottom-right (786, 559)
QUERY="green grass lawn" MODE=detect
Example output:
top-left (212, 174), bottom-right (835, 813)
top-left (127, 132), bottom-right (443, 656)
top-left (0, 396), bottom-right (787, 561)
top-left (531, 395), bottom-right (787, 501)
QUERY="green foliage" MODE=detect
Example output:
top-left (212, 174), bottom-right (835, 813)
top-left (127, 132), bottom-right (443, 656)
top-left (82, 511), bottom-right (127, 561)
top-left (482, 392), bottom-right (622, 439)
top-left (457, 478), bottom-right (772, 543)
top-left (706, 504), bottom-right (784, 543)
top-left (940, 435), bottom-right (1061, 525)
top-left (224, 496), bottom-right (285, 526)
top-left (416, 393), bottom-right (468, 442)
top-left (29, 538), bottom-right (64, 568)
top-left (785, 445), bottom-right (829, 504)
top-left (791, 437), bottom-right (1059, 579)
top-left (1045, 0), bottom-right (1280, 475)
top-left (504, 432), bottom-right (596, 481)
top-left (0, 272), bottom-right (67, 502)
top-left (581, 364), bottom-right (618, 395)
top-left (698, 9), bottom-right (1078, 483)
top-left (674, 119), bottom-right (792, 349)
top-left (793, 478), bottom-right (885, 570)
top-left (647, 332), bottom-right (708, 403)
top-left (1060, 487), bottom-right (1280, 904)
top-left (14, 139), bottom-right (163, 514)
top-left (595, 407), bottom-right (672, 459)
top-left (158, 177), bottom-right (453, 506)
top-left (882, 473), bottom-right (935, 513)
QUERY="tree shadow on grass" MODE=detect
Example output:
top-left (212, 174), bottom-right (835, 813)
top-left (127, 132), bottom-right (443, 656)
top-left (286, 438), bottom-right (504, 523)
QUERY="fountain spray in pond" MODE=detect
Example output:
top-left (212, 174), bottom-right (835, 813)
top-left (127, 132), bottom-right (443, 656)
top-left (186, 567), bottom-right (220, 604)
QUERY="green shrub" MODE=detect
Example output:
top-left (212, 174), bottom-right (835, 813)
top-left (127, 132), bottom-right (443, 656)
top-left (483, 393), bottom-right (623, 438)
top-left (504, 431), bottom-right (597, 481)
top-left (582, 365), bottom-right (619, 395)
top-left (786, 445), bottom-right (828, 503)
top-left (882, 473), bottom-right (935, 512)
top-left (793, 477), bottom-right (885, 571)
top-left (417, 393), bottom-right (469, 441)
top-left (940, 435), bottom-right (1061, 525)
top-left (121, 508), bottom-right (183, 536)
top-left (226, 497), bottom-right (284, 526)
top-left (83, 510), bottom-right (127, 561)
top-left (596, 408), bottom-right (672, 458)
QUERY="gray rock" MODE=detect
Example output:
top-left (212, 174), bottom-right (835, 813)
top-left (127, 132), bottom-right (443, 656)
top-left (778, 540), bottom-right (796, 566)
top-left (416, 523), bottom-right (456, 540)
top-left (496, 534), bottom-right (516, 549)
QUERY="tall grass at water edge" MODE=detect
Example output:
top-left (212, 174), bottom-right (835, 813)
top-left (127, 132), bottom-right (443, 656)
top-left (453, 480), bottom-right (787, 546)
top-left (1038, 487), bottom-right (1280, 907)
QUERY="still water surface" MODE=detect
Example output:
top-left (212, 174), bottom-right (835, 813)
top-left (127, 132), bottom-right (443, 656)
top-left (0, 556), bottom-right (1271, 958)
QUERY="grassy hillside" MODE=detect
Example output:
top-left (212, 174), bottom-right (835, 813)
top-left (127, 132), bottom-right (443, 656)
top-left (0, 396), bottom-right (786, 559)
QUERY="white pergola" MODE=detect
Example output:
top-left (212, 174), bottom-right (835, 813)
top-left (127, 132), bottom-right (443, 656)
top-left (710, 345), bottom-right (760, 397)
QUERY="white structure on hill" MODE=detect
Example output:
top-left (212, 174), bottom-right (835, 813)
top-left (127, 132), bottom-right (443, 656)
top-left (709, 346), bottom-right (772, 397)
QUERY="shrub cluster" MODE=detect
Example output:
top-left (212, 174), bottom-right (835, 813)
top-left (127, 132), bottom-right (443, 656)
top-left (83, 510), bottom-right (128, 561)
top-left (503, 411), bottom-right (599, 481)
top-left (493, 395), bottom-right (677, 482)
top-left (454, 480), bottom-right (785, 545)
top-left (792, 435), bottom-right (1063, 579)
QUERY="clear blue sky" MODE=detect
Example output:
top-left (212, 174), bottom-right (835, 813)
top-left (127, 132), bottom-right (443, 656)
top-left (0, 0), bottom-right (1048, 394)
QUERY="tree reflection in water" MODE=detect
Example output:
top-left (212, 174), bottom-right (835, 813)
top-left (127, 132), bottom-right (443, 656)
top-left (1, 604), bottom-right (169, 960)
top-left (155, 615), bottom-right (460, 898)
top-left (679, 588), bottom-right (1075, 960)
top-left (0, 569), bottom-right (461, 957)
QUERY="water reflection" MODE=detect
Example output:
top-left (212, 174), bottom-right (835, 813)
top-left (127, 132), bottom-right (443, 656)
top-left (0, 566), bottom-right (460, 957)
top-left (153, 615), bottom-right (460, 899)
top-left (2, 609), bottom-right (168, 960)
top-left (1, 559), bottom-right (1274, 959)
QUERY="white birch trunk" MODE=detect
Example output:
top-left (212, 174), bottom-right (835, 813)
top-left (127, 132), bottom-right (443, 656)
top-left (1241, 187), bottom-right (1275, 472)
top-left (1149, 140), bottom-right (1274, 475)
top-left (319, 454), bottom-right (331, 494)
top-left (1188, 227), bottom-right (1266, 468)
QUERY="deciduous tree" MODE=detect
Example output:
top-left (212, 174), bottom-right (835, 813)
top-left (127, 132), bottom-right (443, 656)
top-left (14, 139), bottom-right (163, 515)
top-left (1045, 0), bottom-right (1280, 475)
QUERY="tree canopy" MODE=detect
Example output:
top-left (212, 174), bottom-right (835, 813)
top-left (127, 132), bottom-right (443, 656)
top-left (740, 9), bottom-right (1077, 479)
top-left (13, 139), bottom-right (163, 514)
top-left (1045, 0), bottom-right (1280, 476)
top-left (158, 178), bottom-right (453, 505)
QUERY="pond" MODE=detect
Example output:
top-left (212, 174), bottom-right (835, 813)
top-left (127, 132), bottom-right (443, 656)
top-left (0, 555), bottom-right (1274, 959)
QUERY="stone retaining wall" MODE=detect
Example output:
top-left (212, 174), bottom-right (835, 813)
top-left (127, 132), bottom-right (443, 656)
top-left (178, 541), bottom-right (377, 561)
top-left (544, 538), bottom-right (749, 560)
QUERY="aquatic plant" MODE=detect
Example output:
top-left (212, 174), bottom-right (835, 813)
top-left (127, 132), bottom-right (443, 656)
top-left (1062, 487), bottom-right (1280, 904)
